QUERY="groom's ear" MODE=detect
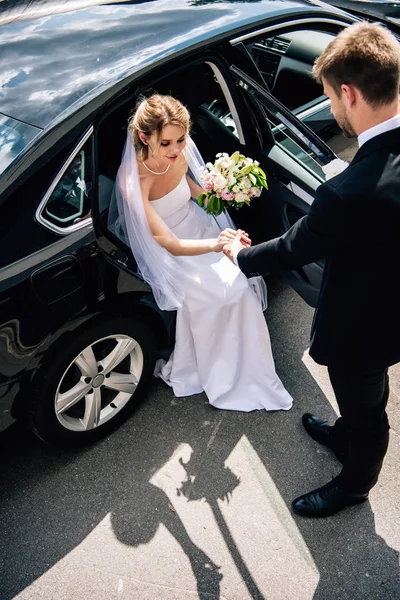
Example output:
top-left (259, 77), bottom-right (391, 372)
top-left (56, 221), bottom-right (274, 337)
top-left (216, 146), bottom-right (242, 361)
top-left (341, 84), bottom-right (356, 108)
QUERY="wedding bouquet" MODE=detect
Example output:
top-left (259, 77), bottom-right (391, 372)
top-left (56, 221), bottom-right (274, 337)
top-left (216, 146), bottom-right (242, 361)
top-left (198, 151), bottom-right (268, 216)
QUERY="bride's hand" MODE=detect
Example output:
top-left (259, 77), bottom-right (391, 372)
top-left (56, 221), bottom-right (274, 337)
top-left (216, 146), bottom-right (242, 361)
top-left (214, 229), bottom-right (251, 252)
top-left (221, 228), bottom-right (251, 247)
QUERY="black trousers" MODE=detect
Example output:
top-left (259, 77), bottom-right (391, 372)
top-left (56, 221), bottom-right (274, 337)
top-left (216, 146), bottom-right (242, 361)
top-left (327, 365), bottom-right (390, 495)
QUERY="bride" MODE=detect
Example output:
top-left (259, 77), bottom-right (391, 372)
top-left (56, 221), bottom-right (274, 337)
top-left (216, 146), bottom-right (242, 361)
top-left (109, 94), bottom-right (293, 412)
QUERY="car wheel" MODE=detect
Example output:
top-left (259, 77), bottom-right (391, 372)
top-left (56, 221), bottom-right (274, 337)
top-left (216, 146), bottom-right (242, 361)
top-left (29, 317), bottom-right (156, 445)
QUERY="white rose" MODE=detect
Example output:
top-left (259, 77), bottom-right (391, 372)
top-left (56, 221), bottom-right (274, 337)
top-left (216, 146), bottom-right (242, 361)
top-left (235, 191), bottom-right (248, 202)
top-left (321, 158), bottom-right (348, 180)
top-left (213, 173), bottom-right (227, 191)
top-left (240, 178), bottom-right (252, 191)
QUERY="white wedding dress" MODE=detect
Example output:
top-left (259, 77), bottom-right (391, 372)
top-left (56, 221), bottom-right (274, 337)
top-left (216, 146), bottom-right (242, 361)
top-left (152, 174), bottom-right (293, 412)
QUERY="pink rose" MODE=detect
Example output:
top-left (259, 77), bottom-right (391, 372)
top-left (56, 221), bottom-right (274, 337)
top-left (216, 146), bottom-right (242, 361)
top-left (250, 187), bottom-right (262, 198)
top-left (221, 188), bottom-right (235, 201)
top-left (203, 175), bottom-right (214, 193)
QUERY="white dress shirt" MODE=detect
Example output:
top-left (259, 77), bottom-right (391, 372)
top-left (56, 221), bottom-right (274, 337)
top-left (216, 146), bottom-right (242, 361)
top-left (358, 113), bottom-right (400, 147)
top-left (232, 112), bottom-right (400, 266)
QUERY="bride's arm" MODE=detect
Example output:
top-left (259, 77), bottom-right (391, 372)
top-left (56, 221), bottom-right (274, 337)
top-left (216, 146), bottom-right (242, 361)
top-left (186, 174), bottom-right (205, 199)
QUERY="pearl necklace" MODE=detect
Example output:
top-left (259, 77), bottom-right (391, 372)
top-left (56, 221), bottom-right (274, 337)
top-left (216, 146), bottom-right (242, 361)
top-left (141, 160), bottom-right (170, 175)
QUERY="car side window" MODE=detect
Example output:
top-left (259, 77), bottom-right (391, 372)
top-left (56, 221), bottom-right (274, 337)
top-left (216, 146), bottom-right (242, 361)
top-left (298, 100), bottom-right (359, 164)
top-left (265, 106), bottom-right (327, 181)
top-left (37, 134), bottom-right (93, 233)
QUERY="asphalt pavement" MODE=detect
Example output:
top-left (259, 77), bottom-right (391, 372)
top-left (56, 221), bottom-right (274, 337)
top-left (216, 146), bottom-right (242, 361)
top-left (1, 275), bottom-right (399, 600)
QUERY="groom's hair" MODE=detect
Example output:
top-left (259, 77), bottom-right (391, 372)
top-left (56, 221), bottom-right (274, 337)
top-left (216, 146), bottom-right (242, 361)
top-left (313, 22), bottom-right (400, 107)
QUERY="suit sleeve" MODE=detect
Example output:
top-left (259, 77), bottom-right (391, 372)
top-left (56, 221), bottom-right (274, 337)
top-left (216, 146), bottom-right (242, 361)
top-left (237, 182), bottom-right (350, 277)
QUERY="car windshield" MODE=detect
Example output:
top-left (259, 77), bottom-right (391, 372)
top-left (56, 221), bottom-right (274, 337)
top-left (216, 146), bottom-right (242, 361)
top-left (0, 113), bottom-right (41, 175)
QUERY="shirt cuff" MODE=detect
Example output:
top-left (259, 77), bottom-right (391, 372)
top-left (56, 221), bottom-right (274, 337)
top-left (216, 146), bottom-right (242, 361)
top-left (232, 247), bottom-right (240, 266)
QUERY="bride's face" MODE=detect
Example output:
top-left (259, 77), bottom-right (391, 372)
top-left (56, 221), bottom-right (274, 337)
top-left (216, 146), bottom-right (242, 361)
top-left (148, 124), bottom-right (186, 164)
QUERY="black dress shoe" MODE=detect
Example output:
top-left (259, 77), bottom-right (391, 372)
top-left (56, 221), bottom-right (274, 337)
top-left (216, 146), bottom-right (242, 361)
top-left (292, 478), bottom-right (368, 518)
top-left (302, 413), bottom-right (346, 464)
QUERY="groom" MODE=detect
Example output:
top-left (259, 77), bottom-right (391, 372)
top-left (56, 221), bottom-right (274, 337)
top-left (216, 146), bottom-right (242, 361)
top-left (224, 22), bottom-right (400, 517)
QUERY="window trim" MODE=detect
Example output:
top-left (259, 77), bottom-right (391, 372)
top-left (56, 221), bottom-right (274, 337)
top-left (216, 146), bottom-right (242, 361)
top-left (230, 17), bottom-right (353, 45)
top-left (205, 61), bottom-right (245, 145)
top-left (35, 126), bottom-right (93, 236)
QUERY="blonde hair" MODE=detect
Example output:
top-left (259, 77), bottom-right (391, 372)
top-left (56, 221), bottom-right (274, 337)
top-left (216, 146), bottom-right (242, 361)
top-left (313, 22), bottom-right (400, 107)
top-left (128, 94), bottom-right (191, 159)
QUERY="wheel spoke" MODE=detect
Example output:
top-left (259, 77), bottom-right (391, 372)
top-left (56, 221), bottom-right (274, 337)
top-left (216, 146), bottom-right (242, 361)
top-left (75, 346), bottom-right (98, 378)
top-left (100, 339), bottom-right (137, 374)
top-left (56, 381), bottom-right (92, 414)
top-left (104, 372), bottom-right (138, 394)
top-left (82, 388), bottom-right (102, 430)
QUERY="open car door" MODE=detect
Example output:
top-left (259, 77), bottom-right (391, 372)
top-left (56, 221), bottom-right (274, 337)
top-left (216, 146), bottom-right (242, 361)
top-left (230, 65), bottom-right (349, 307)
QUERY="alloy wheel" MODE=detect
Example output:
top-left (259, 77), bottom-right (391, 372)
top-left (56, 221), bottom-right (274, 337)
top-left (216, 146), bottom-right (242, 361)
top-left (55, 334), bottom-right (143, 431)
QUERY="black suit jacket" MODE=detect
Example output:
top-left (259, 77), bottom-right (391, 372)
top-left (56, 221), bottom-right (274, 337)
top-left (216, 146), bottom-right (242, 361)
top-left (238, 127), bottom-right (400, 368)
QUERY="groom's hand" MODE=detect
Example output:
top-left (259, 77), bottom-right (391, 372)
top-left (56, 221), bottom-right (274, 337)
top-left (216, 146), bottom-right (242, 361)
top-left (223, 230), bottom-right (247, 264)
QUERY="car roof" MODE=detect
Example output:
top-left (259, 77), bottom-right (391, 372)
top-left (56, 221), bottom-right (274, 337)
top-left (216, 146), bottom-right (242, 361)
top-left (0, 0), bottom-right (332, 130)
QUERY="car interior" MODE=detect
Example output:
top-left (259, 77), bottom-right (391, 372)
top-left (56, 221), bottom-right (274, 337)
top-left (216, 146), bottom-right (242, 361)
top-left (245, 28), bottom-right (358, 161)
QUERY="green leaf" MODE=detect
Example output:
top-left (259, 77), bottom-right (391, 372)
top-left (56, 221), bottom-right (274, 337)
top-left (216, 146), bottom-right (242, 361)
top-left (197, 193), bottom-right (206, 207)
top-left (206, 195), bottom-right (222, 216)
top-left (206, 195), bottom-right (214, 214)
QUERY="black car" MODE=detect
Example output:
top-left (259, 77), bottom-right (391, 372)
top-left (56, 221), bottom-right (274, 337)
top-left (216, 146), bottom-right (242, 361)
top-left (0, 0), bottom-right (382, 445)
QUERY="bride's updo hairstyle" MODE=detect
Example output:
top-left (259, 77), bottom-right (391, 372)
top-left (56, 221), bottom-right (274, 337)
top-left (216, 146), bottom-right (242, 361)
top-left (129, 94), bottom-right (191, 160)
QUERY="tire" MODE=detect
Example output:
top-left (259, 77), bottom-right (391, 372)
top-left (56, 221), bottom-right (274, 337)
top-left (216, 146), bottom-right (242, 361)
top-left (29, 317), bottom-right (156, 445)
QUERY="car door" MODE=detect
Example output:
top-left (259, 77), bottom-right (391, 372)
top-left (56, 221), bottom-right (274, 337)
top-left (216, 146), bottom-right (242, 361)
top-left (228, 64), bottom-right (345, 307)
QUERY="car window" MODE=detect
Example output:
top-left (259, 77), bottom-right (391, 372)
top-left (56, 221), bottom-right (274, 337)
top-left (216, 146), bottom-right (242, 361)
top-left (38, 135), bottom-right (93, 233)
top-left (267, 110), bottom-right (327, 181)
top-left (297, 99), bottom-right (359, 163)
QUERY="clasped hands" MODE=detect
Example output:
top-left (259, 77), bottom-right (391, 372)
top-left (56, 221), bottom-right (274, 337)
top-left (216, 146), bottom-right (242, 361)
top-left (215, 228), bottom-right (250, 262)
